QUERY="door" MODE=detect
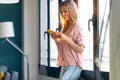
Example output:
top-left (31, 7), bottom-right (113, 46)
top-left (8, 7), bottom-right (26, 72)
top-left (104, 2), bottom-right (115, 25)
top-left (39, 0), bottom-right (60, 78)
top-left (39, 0), bottom-right (110, 79)
top-left (87, 0), bottom-right (110, 80)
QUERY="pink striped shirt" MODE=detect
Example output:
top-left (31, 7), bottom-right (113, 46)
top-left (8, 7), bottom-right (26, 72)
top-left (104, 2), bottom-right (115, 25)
top-left (56, 23), bottom-right (85, 68)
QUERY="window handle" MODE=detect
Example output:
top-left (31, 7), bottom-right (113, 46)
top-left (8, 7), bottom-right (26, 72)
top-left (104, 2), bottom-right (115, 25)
top-left (56, 27), bottom-right (61, 32)
top-left (44, 31), bottom-right (48, 39)
top-left (88, 19), bottom-right (93, 31)
top-left (88, 14), bottom-right (97, 31)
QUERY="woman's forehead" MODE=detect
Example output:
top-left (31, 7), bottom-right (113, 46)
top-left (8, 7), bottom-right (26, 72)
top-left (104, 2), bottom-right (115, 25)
top-left (60, 6), bottom-right (69, 12)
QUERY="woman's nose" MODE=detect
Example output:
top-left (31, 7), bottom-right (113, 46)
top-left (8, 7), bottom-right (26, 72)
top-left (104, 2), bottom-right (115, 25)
top-left (61, 12), bottom-right (65, 16)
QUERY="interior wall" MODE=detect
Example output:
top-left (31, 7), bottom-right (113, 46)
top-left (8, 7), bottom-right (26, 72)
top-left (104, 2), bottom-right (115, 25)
top-left (23, 0), bottom-right (39, 80)
top-left (0, 2), bottom-right (22, 80)
top-left (110, 0), bottom-right (120, 80)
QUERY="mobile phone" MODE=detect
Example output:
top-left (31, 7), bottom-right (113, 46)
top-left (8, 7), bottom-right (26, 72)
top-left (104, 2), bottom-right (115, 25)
top-left (47, 29), bottom-right (55, 34)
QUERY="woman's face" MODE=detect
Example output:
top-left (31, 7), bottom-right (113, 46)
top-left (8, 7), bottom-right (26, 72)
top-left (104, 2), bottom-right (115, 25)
top-left (60, 6), bottom-right (70, 21)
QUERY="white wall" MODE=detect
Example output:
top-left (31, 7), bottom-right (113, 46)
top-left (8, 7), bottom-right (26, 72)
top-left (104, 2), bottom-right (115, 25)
top-left (110, 0), bottom-right (120, 80)
top-left (23, 0), bottom-right (39, 80)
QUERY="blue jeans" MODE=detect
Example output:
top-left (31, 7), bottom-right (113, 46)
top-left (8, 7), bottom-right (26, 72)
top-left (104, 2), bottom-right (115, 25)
top-left (59, 66), bottom-right (82, 80)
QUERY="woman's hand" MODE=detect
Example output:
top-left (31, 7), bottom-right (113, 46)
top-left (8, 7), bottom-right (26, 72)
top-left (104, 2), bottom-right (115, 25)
top-left (60, 33), bottom-right (68, 41)
top-left (50, 32), bottom-right (61, 40)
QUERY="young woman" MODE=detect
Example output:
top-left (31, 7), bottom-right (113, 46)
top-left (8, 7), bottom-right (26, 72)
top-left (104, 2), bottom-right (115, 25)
top-left (50, 0), bottom-right (85, 80)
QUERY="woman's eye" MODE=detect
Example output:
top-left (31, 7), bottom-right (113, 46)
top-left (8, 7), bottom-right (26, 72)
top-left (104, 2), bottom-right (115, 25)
top-left (64, 10), bottom-right (68, 13)
top-left (60, 10), bottom-right (68, 15)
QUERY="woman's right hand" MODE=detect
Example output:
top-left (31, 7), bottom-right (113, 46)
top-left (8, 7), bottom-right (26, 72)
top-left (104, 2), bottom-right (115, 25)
top-left (50, 32), bottom-right (61, 40)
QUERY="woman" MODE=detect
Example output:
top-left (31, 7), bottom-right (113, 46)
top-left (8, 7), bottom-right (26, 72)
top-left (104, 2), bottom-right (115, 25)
top-left (50, 0), bottom-right (85, 80)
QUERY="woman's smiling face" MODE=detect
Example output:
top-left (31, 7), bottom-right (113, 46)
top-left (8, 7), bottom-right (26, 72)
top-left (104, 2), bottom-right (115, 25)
top-left (60, 6), bottom-right (71, 21)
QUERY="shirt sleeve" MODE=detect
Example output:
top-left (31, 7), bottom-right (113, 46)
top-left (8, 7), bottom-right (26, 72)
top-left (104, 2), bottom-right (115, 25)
top-left (72, 24), bottom-right (85, 48)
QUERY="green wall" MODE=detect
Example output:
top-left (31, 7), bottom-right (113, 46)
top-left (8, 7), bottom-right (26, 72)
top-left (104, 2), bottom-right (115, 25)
top-left (0, 1), bottom-right (22, 80)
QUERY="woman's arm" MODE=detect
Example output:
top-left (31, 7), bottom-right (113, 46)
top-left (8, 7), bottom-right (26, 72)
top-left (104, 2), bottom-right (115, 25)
top-left (50, 32), bottom-right (84, 54)
top-left (60, 33), bottom-right (84, 54)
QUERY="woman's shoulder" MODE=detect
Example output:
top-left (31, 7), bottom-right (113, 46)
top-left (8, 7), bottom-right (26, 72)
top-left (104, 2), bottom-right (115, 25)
top-left (73, 22), bottom-right (83, 31)
top-left (70, 22), bottom-right (85, 39)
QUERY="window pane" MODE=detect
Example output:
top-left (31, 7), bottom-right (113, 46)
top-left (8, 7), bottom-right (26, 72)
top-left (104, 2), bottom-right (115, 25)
top-left (99, 0), bottom-right (110, 72)
top-left (50, 0), bottom-right (59, 67)
top-left (78, 0), bottom-right (94, 70)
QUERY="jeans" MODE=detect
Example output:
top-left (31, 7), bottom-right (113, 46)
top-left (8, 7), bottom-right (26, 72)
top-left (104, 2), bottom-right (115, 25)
top-left (59, 66), bottom-right (82, 80)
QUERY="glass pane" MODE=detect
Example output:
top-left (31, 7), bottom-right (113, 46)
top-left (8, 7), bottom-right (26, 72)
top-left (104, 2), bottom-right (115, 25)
top-left (50, 0), bottom-right (59, 67)
top-left (78, 0), bottom-right (94, 70)
top-left (40, 0), bottom-right (48, 66)
top-left (99, 0), bottom-right (110, 72)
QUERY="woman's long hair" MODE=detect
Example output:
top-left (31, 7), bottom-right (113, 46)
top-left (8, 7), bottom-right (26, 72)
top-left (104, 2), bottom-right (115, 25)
top-left (59, 0), bottom-right (78, 35)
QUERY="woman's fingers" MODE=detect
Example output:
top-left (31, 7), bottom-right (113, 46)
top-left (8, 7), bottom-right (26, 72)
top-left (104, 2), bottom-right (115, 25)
top-left (51, 32), bottom-right (61, 39)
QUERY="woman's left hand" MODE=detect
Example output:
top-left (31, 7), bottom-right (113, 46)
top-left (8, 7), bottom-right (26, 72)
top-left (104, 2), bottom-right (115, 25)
top-left (60, 33), bottom-right (68, 41)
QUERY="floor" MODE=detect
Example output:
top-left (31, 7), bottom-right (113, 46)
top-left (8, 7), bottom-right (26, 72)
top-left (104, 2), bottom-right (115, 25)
top-left (38, 74), bottom-right (58, 80)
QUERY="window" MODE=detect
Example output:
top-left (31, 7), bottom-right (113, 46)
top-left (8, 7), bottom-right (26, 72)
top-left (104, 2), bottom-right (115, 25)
top-left (99, 0), bottom-right (110, 72)
top-left (39, 0), bottom-right (110, 74)
top-left (40, 0), bottom-right (59, 67)
top-left (49, 0), bottom-right (94, 70)
top-left (40, 0), bottom-right (94, 70)
top-left (49, 0), bottom-right (59, 67)
top-left (78, 0), bottom-right (94, 70)
top-left (40, 0), bottom-right (48, 66)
